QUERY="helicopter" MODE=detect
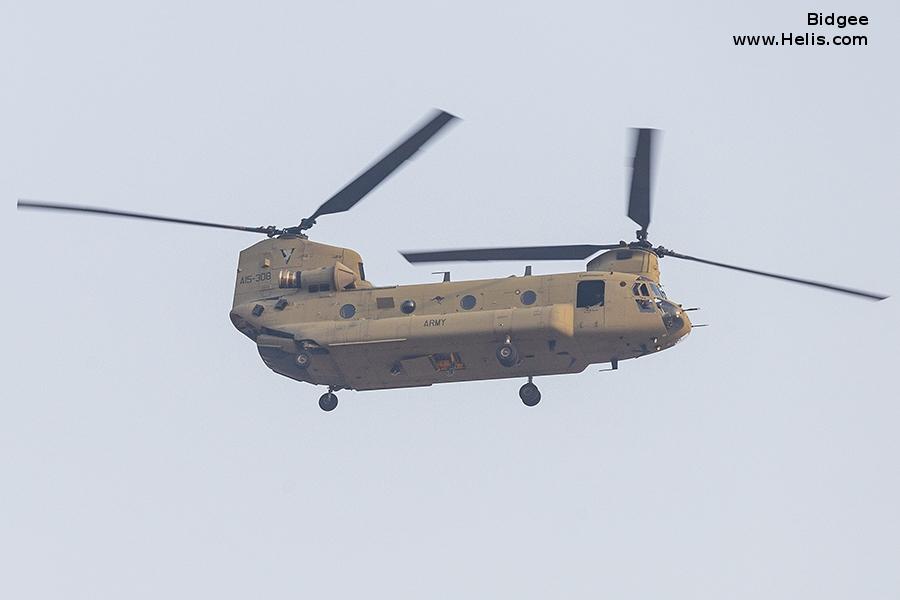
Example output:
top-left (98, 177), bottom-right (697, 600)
top-left (18, 109), bottom-right (888, 411)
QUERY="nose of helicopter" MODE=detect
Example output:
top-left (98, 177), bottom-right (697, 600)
top-left (659, 299), bottom-right (692, 348)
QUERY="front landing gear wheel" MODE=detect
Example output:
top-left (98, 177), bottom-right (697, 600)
top-left (496, 343), bottom-right (519, 368)
top-left (519, 381), bottom-right (541, 407)
top-left (318, 392), bottom-right (338, 412)
top-left (295, 351), bottom-right (312, 369)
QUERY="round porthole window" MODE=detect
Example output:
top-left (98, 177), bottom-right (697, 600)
top-left (339, 304), bottom-right (356, 319)
top-left (520, 290), bottom-right (537, 306)
top-left (400, 299), bottom-right (416, 314)
top-left (460, 294), bottom-right (477, 310)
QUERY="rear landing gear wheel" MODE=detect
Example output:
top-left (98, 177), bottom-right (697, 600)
top-left (318, 392), bottom-right (338, 412)
top-left (519, 381), bottom-right (541, 407)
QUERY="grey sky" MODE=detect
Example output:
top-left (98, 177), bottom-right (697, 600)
top-left (3, 1), bottom-right (899, 598)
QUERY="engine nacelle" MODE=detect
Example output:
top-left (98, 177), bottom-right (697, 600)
top-left (278, 261), bottom-right (358, 292)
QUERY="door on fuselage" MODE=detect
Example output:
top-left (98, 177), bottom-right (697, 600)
top-left (574, 279), bottom-right (606, 331)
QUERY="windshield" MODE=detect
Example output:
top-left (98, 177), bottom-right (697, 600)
top-left (633, 281), bottom-right (667, 299)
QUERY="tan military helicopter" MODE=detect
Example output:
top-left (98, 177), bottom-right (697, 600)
top-left (18, 110), bottom-right (888, 411)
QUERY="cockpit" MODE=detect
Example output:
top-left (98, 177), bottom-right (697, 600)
top-left (632, 278), bottom-right (685, 334)
top-left (632, 279), bottom-right (665, 314)
top-left (632, 280), bottom-right (667, 300)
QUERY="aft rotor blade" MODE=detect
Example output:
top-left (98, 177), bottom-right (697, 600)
top-left (627, 128), bottom-right (656, 232)
top-left (308, 109), bottom-right (458, 223)
top-left (402, 244), bottom-right (623, 263)
top-left (658, 248), bottom-right (888, 301)
top-left (17, 200), bottom-right (279, 235)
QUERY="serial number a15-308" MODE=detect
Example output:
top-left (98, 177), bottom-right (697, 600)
top-left (240, 271), bottom-right (272, 285)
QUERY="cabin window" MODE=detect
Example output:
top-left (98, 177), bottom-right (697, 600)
top-left (358, 262), bottom-right (366, 281)
top-left (460, 295), bottom-right (477, 310)
top-left (376, 297), bottom-right (395, 309)
top-left (339, 304), bottom-right (356, 319)
top-left (520, 290), bottom-right (537, 306)
top-left (576, 280), bottom-right (605, 308)
top-left (400, 299), bottom-right (416, 314)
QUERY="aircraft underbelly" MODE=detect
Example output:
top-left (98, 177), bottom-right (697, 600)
top-left (331, 337), bottom-right (590, 391)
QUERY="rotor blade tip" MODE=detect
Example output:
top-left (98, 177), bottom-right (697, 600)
top-left (434, 108), bottom-right (460, 120)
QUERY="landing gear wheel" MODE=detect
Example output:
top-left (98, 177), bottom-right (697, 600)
top-left (519, 382), bottom-right (541, 407)
top-left (496, 343), bottom-right (519, 368)
top-left (318, 392), bottom-right (338, 412)
top-left (295, 351), bottom-right (312, 369)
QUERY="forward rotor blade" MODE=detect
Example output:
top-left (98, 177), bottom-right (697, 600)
top-left (658, 248), bottom-right (888, 301)
top-left (17, 200), bottom-right (278, 235)
top-left (627, 128), bottom-right (656, 232)
top-left (308, 109), bottom-right (458, 223)
top-left (402, 244), bottom-right (623, 263)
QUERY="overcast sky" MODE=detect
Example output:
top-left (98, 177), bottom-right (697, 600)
top-left (3, 1), bottom-right (899, 598)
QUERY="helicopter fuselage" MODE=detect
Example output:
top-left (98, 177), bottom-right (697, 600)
top-left (229, 238), bottom-right (692, 391)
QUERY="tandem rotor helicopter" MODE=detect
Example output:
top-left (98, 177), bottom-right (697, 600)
top-left (18, 110), bottom-right (888, 411)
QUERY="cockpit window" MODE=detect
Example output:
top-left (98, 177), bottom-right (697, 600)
top-left (635, 298), bottom-right (656, 313)
top-left (632, 283), bottom-right (651, 297)
top-left (577, 280), bottom-right (605, 308)
top-left (633, 281), bottom-right (668, 299)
